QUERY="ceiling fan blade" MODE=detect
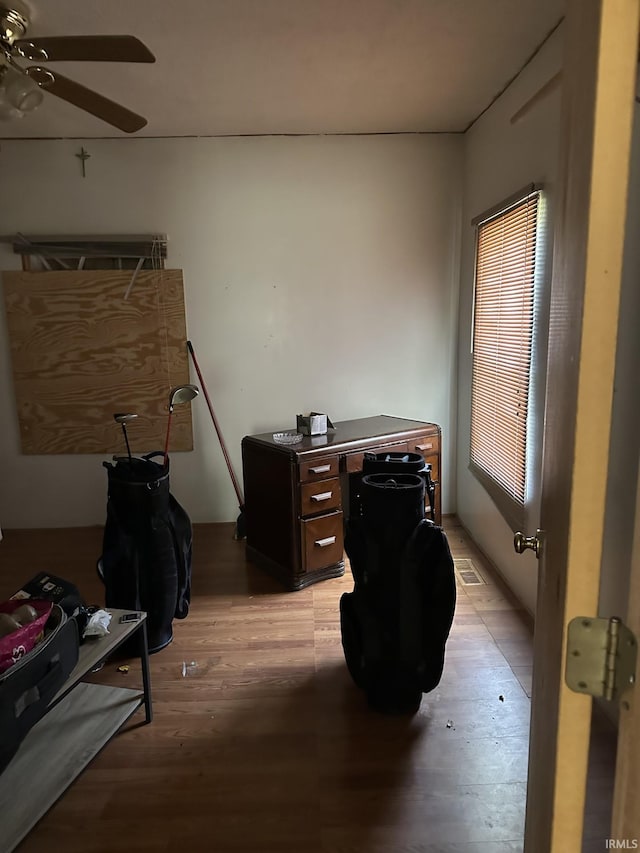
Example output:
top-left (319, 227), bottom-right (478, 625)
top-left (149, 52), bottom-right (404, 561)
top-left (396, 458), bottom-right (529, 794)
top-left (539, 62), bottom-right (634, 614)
top-left (26, 67), bottom-right (147, 133)
top-left (15, 36), bottom-right (155, 63)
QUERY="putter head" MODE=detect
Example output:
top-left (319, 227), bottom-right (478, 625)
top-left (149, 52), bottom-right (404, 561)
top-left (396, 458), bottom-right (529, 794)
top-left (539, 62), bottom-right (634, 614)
top-left (113, 413), bottom-right (139, 424)
top-left (168, 384), bottom-right (199, 410)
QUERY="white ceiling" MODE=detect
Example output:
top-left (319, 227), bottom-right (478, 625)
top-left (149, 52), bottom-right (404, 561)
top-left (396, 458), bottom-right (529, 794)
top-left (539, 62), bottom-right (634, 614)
top-left (0, 0), bottom-right (565, 139)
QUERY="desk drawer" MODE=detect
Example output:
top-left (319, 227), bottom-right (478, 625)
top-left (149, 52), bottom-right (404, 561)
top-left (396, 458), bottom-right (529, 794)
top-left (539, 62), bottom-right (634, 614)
top-left (343, 442), bottom-right (409, 473)
top-left (301, 512), bottom-right (344, 572)
top-left (300, 477), bottom-right (341, 516)
top-left (299, 456), bottom-right (339, 483)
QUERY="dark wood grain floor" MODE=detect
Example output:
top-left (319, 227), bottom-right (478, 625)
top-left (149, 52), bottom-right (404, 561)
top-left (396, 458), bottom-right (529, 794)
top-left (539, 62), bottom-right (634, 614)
top-left (0, 518), bottom-right (616, 852)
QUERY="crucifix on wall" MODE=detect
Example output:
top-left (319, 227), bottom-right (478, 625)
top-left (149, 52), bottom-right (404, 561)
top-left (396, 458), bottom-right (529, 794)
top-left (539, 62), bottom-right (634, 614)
top-left (75, 147), bottom-right (90, 177)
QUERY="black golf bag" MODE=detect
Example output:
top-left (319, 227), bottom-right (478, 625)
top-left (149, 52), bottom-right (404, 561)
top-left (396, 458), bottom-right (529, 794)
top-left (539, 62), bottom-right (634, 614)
top-left (356, 450), bottom-right (436, 522)
top-left (99, 452), bottom-right (192, 653)
top-left (341, 472), bottom-right (456, 713)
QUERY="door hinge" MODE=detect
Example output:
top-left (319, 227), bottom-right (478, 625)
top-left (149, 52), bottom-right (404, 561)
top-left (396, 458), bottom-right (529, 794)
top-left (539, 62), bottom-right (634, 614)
top-left (565, 616), bottom-right (637, 702)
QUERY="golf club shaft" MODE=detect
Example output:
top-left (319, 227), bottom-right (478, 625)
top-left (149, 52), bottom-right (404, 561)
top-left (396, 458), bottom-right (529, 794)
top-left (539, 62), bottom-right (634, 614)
top-left (163, 409), bottom-right (173, 466)
top-left (121, 424), bottom-right (133, 462)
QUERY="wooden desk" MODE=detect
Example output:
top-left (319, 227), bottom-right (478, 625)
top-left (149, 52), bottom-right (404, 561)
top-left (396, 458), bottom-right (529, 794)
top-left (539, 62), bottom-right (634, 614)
top-left (241, 415), bottom-right (441, 590)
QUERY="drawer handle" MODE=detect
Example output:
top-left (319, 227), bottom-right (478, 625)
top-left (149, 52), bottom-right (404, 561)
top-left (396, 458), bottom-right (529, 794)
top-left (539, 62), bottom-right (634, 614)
top-left (309, 464), bottom-right (331, 474)
top-left (415, 443), bottom-right (433, 451)
top-left (311, 491), bottom-right (332, 502)
top-left (315, 536), bottom-right (336, 548)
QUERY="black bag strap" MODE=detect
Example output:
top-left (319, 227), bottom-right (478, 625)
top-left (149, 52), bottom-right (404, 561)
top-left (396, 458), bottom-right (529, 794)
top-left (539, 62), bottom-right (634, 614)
top-left (169, 495), bottom-right (192, 619)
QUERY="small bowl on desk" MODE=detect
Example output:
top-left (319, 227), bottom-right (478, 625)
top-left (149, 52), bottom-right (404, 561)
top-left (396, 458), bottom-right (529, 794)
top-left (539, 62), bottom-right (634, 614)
top-left (273, 431), bottom-right (303, 445)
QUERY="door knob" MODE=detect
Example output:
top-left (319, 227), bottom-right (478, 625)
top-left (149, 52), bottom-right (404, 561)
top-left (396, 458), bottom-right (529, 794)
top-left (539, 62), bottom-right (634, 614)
top-left (514, 529), bottom-right (543, 559)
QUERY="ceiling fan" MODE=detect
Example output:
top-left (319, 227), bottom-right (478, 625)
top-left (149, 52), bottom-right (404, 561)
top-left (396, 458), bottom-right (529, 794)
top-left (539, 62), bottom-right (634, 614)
top-left (0, 2), bottom-right (155, 132)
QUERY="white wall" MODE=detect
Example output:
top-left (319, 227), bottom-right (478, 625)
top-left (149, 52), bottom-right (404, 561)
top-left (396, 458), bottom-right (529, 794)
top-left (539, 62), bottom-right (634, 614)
top-left (0, 134), bottom-right (462, 527)
top-left (456, 28), bottom-right (563, 614)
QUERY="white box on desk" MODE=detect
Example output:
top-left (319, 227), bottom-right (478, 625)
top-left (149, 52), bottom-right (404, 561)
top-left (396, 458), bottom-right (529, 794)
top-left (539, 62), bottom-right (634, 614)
top-left (296, 412), bottom-right (333, 435)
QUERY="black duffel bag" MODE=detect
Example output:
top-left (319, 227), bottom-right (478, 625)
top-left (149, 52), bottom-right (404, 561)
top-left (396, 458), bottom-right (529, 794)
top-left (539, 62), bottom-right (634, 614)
top-left (99, 452), bottom-right (192, 653)
top-left (0, 604), bottom-right (79, 773)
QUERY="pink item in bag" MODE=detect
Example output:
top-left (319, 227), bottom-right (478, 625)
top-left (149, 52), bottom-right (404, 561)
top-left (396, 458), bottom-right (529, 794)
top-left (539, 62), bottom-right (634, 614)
top-left (0, 599), bottom-right (54, 674)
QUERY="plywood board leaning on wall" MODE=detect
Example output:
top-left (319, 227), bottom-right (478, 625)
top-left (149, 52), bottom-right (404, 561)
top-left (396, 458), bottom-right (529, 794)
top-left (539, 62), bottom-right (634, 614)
top-left (2, 270), bottom-right (193, 455)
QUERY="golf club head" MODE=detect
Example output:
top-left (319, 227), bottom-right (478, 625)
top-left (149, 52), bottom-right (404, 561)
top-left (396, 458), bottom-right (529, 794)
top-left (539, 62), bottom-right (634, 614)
top-left (113, 413), bottom-right (139, 424)
top-left (168, 384), bottom-right (199, 410)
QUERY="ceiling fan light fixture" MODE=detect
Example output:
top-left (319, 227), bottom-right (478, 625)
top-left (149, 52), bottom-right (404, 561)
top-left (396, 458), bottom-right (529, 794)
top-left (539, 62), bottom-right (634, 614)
top-left (0, 98), bottom-right (22, 119)
top-left (5, 66), bottom-right (40, 110)
top-left (1, 61), bottom-right (41, 111)
top-left (0, 79), bottom-right (22, 118)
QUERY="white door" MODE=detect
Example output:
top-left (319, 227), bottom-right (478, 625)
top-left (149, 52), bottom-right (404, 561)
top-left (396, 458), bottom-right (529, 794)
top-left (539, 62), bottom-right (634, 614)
top-left (523, 1), bottom-right (640, 851)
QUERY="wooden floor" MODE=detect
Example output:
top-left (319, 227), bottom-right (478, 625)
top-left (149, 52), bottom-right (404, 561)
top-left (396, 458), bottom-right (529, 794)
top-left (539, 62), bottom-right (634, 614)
top-left (0, 518), bottom-right (616, 853)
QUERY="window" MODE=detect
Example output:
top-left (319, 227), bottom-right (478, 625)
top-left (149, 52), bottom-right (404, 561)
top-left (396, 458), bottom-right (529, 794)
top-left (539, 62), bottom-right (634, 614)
top-left (469, 188), bottom-right (541, 530)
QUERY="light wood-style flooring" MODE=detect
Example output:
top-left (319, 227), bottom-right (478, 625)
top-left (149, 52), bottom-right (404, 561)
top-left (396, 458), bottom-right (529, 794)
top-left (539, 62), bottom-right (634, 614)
top-left (0, 518), bottom-right (616, 852)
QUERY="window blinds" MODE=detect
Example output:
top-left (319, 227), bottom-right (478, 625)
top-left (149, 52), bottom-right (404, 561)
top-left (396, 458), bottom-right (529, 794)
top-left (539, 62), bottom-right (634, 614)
top-left (470, 192), bottom-right (539, 516)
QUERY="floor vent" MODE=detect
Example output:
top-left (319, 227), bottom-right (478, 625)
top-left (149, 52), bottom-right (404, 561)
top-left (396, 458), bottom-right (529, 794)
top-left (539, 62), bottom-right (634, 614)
top-left (454, 559), bottom-right (486, 585)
